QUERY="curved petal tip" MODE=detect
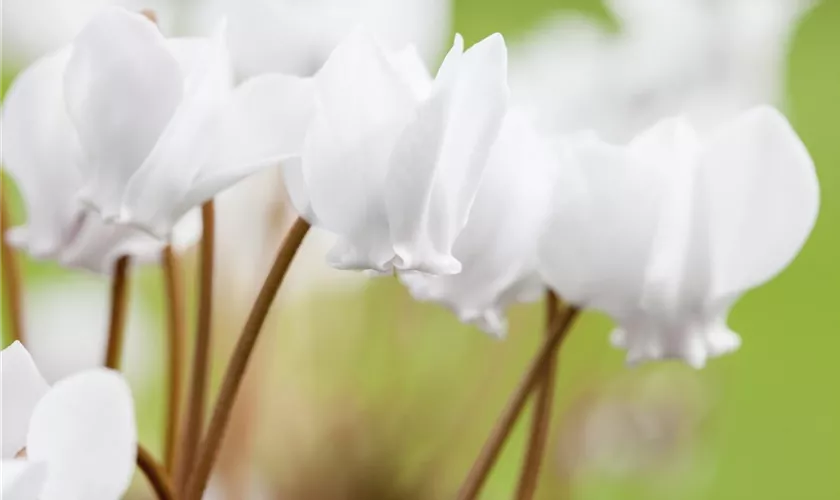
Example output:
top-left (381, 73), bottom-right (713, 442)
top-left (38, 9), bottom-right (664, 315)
top-left (392, 248), bottom-right (462, 276)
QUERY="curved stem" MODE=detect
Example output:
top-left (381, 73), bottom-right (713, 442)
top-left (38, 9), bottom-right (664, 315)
top-left (456, 306), bottom-right (580, 500)
top-left (183, 217), bottom-right (310, 500)
top-left (515, 292), bottom-right (561, 500)
top-left (163, 246), bottom-right (186, 472)
top-left (1, 185), bottom-right (24, 345)
top-left (137, 445), bottom-right (176, 500)
top-left (104, 256), bottom-right (131, 369)
top-left (176, 201), bottom-right (216, 491)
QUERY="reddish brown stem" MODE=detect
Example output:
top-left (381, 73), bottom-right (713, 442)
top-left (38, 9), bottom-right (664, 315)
top-left (137, 445), bottom-right (175, 500)
top-left (162, 246), bottom-right (185, 472)
top-left (175, 201), bottom-right (215, 492)
top-left (104, 256), bottom-right (131, 369)
top-left (456, 307), bottom-right (580, 500)
top-left (515, 292), bottom-right (561, 500)
top-left (183, 217), bottom-right (310, 500)
top-left (1, 183), bottom-right (24, 345)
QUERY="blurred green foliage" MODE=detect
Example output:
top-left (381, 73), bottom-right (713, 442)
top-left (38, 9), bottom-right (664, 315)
top-left (1, 1), bottom-right (838, 499)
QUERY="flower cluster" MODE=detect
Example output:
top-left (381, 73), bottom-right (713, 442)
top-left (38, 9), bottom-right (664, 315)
top-left (2, 8), bottom-right (311, 270)
top-left (2, 7), bottom-right (819, 365)
top-left (0, 5), bottom-right (822, 497)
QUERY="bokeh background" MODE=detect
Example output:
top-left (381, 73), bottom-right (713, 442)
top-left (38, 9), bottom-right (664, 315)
top-left (2, 0), bottom-right (839, 499)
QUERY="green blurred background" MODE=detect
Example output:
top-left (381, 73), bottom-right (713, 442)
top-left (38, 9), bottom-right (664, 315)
top-left (2, 1), bottom-right (839, 499)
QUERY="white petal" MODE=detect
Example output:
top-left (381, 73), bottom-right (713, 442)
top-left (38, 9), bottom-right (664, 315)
top-left (626, 116), bottom-right (699, 163)
top-left (2, 0), bottom-right (114, 66)
top-left (384, 75), bottom-right (455, 273)
top-left (0, 48), bottom-right (83, 258)
top-left (633, 118), bottom-right (706, 312)
top-left (281, 158), bottom-right (316, 223)
top-left (27, 368), bottom-right (137, 500)
top-left (166, 36), bottom-right (224, 79)
top-left (224, 0), bottom-right (451, 79)
top-left (540, 119), bottom-right (742, 367)
top-left (387, 33), bottom-right (509, 275)
top-left (386, 44), bottom-right (433, 99)
top-left (181, 74), bottom-right (316, 225)
top-left (363, 0), bottom-right (453, 65)
top-left (610, 308), bottom-right (741, 369)
top-left (303, 30), bottom-right (417, 270)
top-left (324, 231), bottom-right (396, 273)
top-left (57, 212), bottom-right (165, 273)
top-left (6, 210), bottom-right (167, 274)
top-left (538, 134), bottom-right (665, 313)
top-left (698, 106), bottom-right (819, 300)
top-left (434, 34), bottom-right (465, 84)
top-left (65, 7), bottom-right (182, 218)
top-left (170, 209), bottom-right (203, 253)
top-left (0, 342), bottom-right (49, 458)
top-left (1, 459), bottom-right (47, 500)
top-left (121, 24), bottom-right (233, 237)
top-left (400, 110), bottom-right (556, 336)
top-left (218, 75), bottom-right (313, 172)
top-left (226, 1), bottom-right (348, 78)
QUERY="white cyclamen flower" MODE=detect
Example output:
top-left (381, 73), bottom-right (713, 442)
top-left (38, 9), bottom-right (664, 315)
top-left (285, 31), bottom-right (509, 274)
top-left (217, 0), bottom-right (453, 78)
top-left (509, 0), bottom-right (814, 142)
top-left (539, 106), bottom-right (819, 368)
top-left (56, 7), bottom-right (311, 238)
top-left (1, 46), bottom-right (200, 272)
top-left (3, 0), bottom-right (452, 80)
top-left (1, 0), bottom-right (176, 68)
top-left (400, 110), bottom-right (560, 337)
top-left (1, 341), bottom-right (137, 500)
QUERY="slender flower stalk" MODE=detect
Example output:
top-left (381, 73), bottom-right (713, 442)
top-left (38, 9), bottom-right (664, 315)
top-left (183, 217), bottom-right (311, 500)
top-left (176, 201), bottom-right (216, 492)
top-left (104, 256), bottom-right (131, 369)
top-left (0, 182), bottom-right (25, 345)
top-left (162, 245), bottom-right (185, 472)
top-left (515, 291), bottom-right (561, 500)
top-left (456, 306), bottom-right (580, 500)
top-left (137, 444), bottom-right (175, 500)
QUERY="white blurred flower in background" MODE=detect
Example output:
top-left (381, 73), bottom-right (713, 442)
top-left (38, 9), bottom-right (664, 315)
top-left (509, 0), bottom-right (815, 142)
top-left (201, 472), bottom-right (273, 500)
top-left (1, 0), bottom-right (177, 68)
top-left (197, 0), bottom-right (452, 79)
top-left (20, 276), bottom-right (157, 384)
top-left (558, 367), bottom-right (713, 490)
top-left (2, 0), bottom-right (452, 77)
